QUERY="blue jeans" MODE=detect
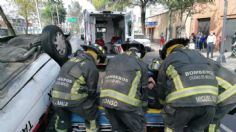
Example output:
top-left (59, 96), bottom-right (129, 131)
top-left (207, 43), bottom-right (215, 58)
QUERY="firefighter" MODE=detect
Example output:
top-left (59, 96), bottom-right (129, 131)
top-left (100, 45), bottom-right (149, 132)
top-left (157, 38), bottom-right (218, 132)
top-left (51, 45), bottom-right (103, 132)
top-left (207, 60), bottom-right (236, 132)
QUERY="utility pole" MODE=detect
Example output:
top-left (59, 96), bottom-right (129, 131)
top-left (217, 0), bottom-right (228, 63)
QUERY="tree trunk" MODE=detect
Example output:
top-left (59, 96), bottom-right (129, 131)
top-left (26, 17), bottom-right (28, 34)
top-left (179, 10), bottom-right (191, 38)
top-left (167, 10), bottom-right (172, 41)
top-left (0, 6), bottom-right (16, 36)
top-left (24, 11), bottom-right (29, 34)
top-left (141, 5), bottom-right (146, 35)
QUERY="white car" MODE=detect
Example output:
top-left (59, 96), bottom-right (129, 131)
top-left (0, 25), bottom-right (72, 132)
top-left (133, 34), bottom-right (151, 51)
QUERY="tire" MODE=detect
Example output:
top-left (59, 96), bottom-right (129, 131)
top-left (41, 25), bottom-right (70, 66)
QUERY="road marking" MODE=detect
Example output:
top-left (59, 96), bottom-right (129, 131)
top-left (220, 124), bottom-right (233, 132)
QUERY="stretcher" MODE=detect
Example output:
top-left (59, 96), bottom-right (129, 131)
top-left (71, 107), bottom-right (163, 131)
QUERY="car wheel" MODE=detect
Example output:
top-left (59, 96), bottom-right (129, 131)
top-left (41, 25), bottom-right (70, 66)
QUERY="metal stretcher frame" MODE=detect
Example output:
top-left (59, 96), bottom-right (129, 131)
top-left (71, 107), bottom-right (164, 131)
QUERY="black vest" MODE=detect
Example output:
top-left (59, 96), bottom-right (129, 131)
top-left (164, 49), bottom-right (218, 107)
top-left (52, 57), bottom-right (88, 107)
top-left (100, 54), bottom-right (143, 111)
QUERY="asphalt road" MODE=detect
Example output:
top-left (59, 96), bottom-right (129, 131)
top-left (144, 51), bottom-right (236, 131)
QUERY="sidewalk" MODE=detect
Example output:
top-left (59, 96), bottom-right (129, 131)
top-left (150, 43), bottom-right (236, 73)
top-left (201, 51), bottom-right (236, 73)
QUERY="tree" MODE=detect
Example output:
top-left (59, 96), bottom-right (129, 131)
top-left (158, 0), bottom-right (214, 40)
top-left (92, 0), bottom-right (156, 35)
top-left (41, 0), bottom-right (66, 26)
top-left (0, 6), bottom-right (16, 36)
top-left (92, 0), bottom-right (109, 10)
top-left (15, 0), bottom-right (36, 34)
top-left (67, 1), bottom-right (83, 33)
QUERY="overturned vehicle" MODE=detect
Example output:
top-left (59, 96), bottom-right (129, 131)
top-left (0, 25), bottom-right (72, 132)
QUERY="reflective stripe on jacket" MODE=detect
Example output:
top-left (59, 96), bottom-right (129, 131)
top-left (157, 48), bottom-right (218, 107)
top-left (213, 63), bottom-right (236, 106)
top-left (100, 53), bottom-right (148, 111)
top-left (52, 55), bottom-right (93, 107)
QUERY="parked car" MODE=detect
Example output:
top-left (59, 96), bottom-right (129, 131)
top-left (0, 25), bottom-right (72, 132)
top-left (133, 34), bottom-right (152, 51)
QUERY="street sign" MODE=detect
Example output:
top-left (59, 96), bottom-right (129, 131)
top-left (67, 17), bottom-right (77, 23)
top-left (145, 22), bottom-right (158, 26)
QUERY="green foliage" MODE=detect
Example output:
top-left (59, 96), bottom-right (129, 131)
top-left (15, 0), bottom-right (36, 17)
top-left (92, 0), bottom-right (132, 11)
top-left (67, 1), bottom-right (83, 33)
top-left (15, 0), bottom-right (36, 34)
top-left (41, 0), bottom-right (66, 25)
top-left (158, 0), bottom-right (214, 11)
top-left (92, 0), bottom-right (109, 10)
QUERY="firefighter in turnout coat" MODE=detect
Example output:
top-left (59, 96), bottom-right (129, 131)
top-left (157, 38), bottom-right (218, 132)
top-left (207, 60), bottom-right (236, 132)
top-left (51, 45), bottom-right (103, 132)
top-left (100, 46), bottom-right (149, 132)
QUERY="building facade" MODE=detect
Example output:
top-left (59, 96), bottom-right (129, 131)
top-left (192, 0), bottom-right (236, 50)
top-left (145, 0), bottom-right (236, 51)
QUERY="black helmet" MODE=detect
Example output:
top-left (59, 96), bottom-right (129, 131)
top-left (122, 43), bottom-right (146, 58)
top-left (81, 44), bottom-right (104, 58)
top-left (160, 38), bottom-right (189, 60)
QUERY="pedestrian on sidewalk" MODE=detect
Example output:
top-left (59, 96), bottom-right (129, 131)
top-left (207, 32), bottom-right (216, 58)
top-left (196, 32), bottom-right (202, 49)
top-left (200, 34), bottom-right (207, 51)
top-left (160, 32), bottom-right (165, 48)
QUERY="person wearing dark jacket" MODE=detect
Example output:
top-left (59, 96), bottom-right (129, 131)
top-left (100, 45), bottom-right (149, 132)
top-left (51, 45), bottom-right (103, 132)
top-left (207, 60), bottom-right (236, 132)
top-left (157, 38), bottom-right (218, 132)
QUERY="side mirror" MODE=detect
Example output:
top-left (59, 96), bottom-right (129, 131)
top-left (81, 34), bottom-right (84, 41)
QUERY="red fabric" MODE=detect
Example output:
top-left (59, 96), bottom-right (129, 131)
top-left (111, 36), bottom-right (121, 44)
top-left (96, 39), bottom-right (105, 46)
top-left (160, 36), bottom-right (165, 46)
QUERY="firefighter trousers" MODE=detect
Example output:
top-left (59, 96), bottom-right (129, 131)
top-left (162, 105), bottom-right (215, 132)
top-left (105, 108), bottom-right (145, 132)
top-left (54, 99), bottom-right (99, 132)
top-left (208, 104), bottom-right (236, 132)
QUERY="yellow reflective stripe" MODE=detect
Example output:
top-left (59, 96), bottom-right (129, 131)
top-left (166, 65), bottom-right (183, 90)
top-left (166, 86), bottom-right (218, 103)
top-left (71, 80), bottom-right (80, 94)
top-left (86, 120), bottom-right (98, 132)
top-left (216, 77), bottom-right (232, 90)
top-left (71, 76), bottom-right (86, 94)
top-left (55, 115), bottom-right (67, 132)
top-left (100, 89), bottom-right (141, 106)
top-left (52, 90), bottom-right (88, 100)
top-left (79, 76), bottom-right (86, 85)
top-left (208, 124), bottom-right (216, 132)
top-left (165, 127), bottom-right (173, 132)
top-left (128, 71), bottom-right (141, 98)
top-left (70, 57), bottom-right (81, 63)
top-left (147, 108), bottom-right (161, 114)
top-left (218, 85), bottom-right (236, 103)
